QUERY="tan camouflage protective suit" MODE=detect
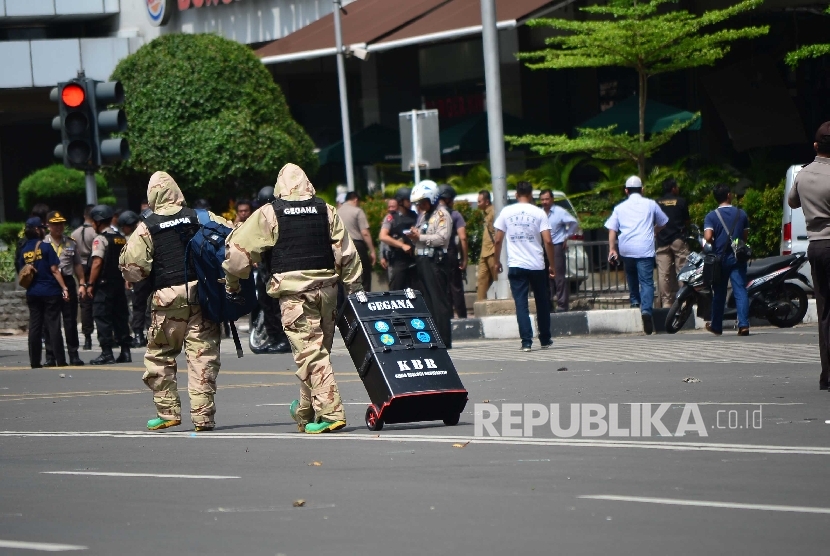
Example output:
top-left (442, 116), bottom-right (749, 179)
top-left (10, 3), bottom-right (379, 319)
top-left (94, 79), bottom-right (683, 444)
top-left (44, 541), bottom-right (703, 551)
top-left (223, 163), bottom-right (363, 427)
top-left (120, 172), bottom-right (232, 428)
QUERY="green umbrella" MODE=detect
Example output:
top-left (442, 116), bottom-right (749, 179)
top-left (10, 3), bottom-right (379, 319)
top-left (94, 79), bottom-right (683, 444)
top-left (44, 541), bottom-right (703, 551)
top-left (440, 112), bottom-right (548, 155)
top-left (579, 96), bottom-right (700, 135)
top-left (317, 124), bottom-right (400, 166)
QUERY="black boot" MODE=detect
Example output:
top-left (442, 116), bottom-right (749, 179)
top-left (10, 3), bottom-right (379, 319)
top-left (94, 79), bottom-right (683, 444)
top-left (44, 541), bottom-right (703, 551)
top-left (90, 349), bottom-right (115, 365)
top-left (69, 352), bottom-right (85, 366)
top-left (133, 331), bottom-right (147, 348)
top-left (83, 335), bottom-right (92, 351)
top-left (115, 347), bottom-right (132, 363)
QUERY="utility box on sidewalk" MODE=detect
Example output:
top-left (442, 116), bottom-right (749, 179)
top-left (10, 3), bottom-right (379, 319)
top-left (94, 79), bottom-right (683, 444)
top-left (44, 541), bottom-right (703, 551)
top-left (337, 289), bottom-right (468, 431)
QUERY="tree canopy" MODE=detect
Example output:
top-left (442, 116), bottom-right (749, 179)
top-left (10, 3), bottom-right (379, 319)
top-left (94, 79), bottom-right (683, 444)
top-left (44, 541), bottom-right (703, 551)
top-left (509, 0), bottom-right (768, 178)
top-left (109, 33), bottom-right (318, 197)
top-left (785, 6), bottom-right (830, 68)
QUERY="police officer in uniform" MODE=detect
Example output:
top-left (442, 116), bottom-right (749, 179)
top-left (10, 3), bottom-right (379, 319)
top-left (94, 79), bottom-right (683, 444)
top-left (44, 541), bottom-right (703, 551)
top-left (224, 163), bottom-right (364, 434)
top-left (43, 211), bottom-right (85, 366)
top-left (409, 180), bottom-right (453, 348)
top-left (71, 205), bottom-right (97, 350)
top-left (120, 171), bottom-right (230, 431)
top-left (438, 184), bottom-right (468, 319)
top-left (119, 210), bottom-right (150, 348)
top-left (379, 187), bottom-right (418, 290)
top-left (86, 205), bottom-right (131, 365)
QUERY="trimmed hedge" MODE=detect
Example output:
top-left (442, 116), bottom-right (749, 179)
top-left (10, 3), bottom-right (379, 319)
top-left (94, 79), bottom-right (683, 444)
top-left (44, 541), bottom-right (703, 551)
top-left (109, 33), bottom-right (318, 198)
top-left (18, 165), bottom-right (111, 219)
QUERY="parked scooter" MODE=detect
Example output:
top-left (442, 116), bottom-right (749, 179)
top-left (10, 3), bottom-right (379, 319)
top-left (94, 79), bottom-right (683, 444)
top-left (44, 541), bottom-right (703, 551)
top-left (665, 225), bottom-right (810, 333)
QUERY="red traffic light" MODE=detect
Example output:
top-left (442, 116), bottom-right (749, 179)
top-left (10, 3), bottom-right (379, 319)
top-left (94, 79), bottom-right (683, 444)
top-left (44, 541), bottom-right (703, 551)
top-left (61, 84), bottom-right (86, 107)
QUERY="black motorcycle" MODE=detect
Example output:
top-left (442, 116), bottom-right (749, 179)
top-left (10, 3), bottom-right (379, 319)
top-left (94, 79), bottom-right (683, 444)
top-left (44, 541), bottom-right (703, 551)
top-left (665, 227), bottom-right (810, 333)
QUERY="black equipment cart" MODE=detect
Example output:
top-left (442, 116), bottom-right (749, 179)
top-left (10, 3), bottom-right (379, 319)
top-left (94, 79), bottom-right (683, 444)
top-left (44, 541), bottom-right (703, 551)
top-left (337, 289), bottom-right (468, 431)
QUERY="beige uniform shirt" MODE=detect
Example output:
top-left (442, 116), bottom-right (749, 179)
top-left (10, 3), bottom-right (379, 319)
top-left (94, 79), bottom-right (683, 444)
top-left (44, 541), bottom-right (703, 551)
top-left (71, 223), bottom-right (97, 265)
top-left (336, 202), bottom-right (370, 242)
top-left (414, 205), bottom-right (451, 255)
top-left (43, 234), bottom-right (81, 277)
top-left (479, 204), bottom-right (496, 258)
top-left (789, 157), bottom-right (830, 241)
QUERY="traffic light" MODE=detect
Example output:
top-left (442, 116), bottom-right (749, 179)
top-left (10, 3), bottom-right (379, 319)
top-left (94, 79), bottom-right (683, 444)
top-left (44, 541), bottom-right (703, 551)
top-left (51, 77), bottom-right (129, 169)
top-left (92, 81), bottom-right (129, 165)
top-left (51, 79), bottom-right (95, 168)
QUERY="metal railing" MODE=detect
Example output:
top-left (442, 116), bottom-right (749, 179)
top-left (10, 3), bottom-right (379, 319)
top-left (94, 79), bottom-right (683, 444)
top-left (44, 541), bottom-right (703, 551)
top-left (565, 240), bottom-right (632, 310)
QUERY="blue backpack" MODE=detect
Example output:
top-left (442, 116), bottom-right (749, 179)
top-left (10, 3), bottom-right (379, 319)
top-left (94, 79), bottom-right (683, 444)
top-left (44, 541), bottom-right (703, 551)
top-left (185, 209), bottom-right (257, 357)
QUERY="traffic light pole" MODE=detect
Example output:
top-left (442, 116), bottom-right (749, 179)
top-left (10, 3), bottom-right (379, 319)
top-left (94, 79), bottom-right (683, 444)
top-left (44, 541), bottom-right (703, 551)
top-left (85, 171), bottom-right (97, 205)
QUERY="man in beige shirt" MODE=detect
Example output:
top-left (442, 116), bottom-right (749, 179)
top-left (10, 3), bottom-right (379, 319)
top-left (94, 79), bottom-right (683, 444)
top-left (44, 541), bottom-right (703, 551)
top-left (337, 192), bottom-right (376, 292)
top-left (476, 190), bottom-right (497, 300)
top-left (788, 121), bottom-right (830, 390)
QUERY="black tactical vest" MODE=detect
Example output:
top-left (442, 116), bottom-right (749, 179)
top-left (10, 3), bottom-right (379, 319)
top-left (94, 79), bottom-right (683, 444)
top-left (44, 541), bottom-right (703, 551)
top-left (100, 230), bottom-right (127, 285)
top-left (144, 208), bottom-right (199, 289)
top-left (389, 209), bottom-right (417, 255)
top-left (271, 197), bottom-right (335, 273)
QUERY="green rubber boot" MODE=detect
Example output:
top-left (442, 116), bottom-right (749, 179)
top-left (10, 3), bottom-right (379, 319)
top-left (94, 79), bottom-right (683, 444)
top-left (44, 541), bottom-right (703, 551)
top-left (304, 419), bottom-right (346, 434)
top-left (147, 417), bottom-right (181, 431)
top-left (289, 399), bottom-right (304, 432)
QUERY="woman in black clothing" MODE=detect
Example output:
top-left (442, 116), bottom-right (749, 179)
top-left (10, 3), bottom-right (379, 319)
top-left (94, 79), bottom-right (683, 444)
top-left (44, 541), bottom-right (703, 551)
top-left (16, 218), bottom-right (70, 368)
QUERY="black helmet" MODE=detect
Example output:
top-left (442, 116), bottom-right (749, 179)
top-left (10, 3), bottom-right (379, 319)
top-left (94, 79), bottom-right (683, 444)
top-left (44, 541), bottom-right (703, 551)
top-left (258, 186), bottom-right (275, 203)
top-left (193, 199), bottom-right (211, 210)
top-left (90, 204), bottom-right (114, 222)
top-left (393, 187), bottom-right (411, 202)
top-left (118, 210), bottom-right (140, 227)
top-left (438, 184), bottom-right (456, 201)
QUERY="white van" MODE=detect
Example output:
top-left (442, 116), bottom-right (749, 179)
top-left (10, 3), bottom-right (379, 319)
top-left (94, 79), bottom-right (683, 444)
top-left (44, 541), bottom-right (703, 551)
top-left (781, 164), bottom-right (812, 288)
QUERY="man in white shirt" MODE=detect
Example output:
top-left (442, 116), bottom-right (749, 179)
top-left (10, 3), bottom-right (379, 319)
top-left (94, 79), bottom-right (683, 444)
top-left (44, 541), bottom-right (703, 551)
top-left (493, 181), bottom-right (556, 352)
top-left (605, 176), bottom-right (668, 335)
top-left (540, 189), bottom-right (577, 312)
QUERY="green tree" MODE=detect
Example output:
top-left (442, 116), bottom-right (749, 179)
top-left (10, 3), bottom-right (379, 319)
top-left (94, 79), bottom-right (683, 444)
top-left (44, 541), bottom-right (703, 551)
top-left (508, 0), bottom-right (768, 178)
top-left (18, 165), bottom-right (113, 217)
top-left (785, 7), bottom-right (830, 68)
top-left (109, 34), bottom-right (318, 198)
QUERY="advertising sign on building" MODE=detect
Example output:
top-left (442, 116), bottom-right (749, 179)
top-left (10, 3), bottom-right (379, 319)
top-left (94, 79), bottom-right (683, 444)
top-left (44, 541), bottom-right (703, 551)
top-left (178, 0), bottom-right (241, 9)
top-left (146, 0), bottom-right (172, 26)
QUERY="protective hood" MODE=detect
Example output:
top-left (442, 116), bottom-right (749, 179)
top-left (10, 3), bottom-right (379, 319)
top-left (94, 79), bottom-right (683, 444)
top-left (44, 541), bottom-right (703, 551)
top-left (147, 171), bottom-right (187, 216)
top-left (275, 163), bottom-right (316, 201)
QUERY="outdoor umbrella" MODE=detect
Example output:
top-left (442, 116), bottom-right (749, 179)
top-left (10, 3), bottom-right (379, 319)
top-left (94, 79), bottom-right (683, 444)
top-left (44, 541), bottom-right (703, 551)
top-left (440, 112), bottom-right (548, 156)
top-left (578, 96), bottom-right (701, 135)
top-left (317, 124), bottom-right (400, 166)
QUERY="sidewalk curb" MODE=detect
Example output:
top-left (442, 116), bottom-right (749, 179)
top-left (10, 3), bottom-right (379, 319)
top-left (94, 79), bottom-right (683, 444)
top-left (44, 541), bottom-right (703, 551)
top-left (451, 300), bottom-right (816, 340)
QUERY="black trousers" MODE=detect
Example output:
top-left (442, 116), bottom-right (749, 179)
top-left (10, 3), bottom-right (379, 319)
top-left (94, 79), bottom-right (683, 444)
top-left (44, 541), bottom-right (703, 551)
top-left (389, 256), bottom-right (417, 291)
top-left (45, 275), bottom-right (79, 360)
top-left (27, 296), bottom-right (65, 367)
top-left (549, 243), bottom-right (569, 312)
top-left (353, 239), bottom-right (373, 293)
top-left (809, 240), bottom-right (830, 388)
top-left (79, 270), bottom-right (94, 337)
top-left (93, 284), bottom-right (131, 350)
top-left (130, 279), bottom-right (151, 333)
top-left (261, 288), bottom-right (287, 343)
top-left (416, 256), bottom-right (452, 349)
top-left (445, 247), bottom-right (467, 318)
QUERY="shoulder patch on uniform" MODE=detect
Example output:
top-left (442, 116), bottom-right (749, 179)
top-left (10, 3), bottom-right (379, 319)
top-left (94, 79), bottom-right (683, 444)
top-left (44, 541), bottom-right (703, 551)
top-left (385, 214), bottom-right (393, 222)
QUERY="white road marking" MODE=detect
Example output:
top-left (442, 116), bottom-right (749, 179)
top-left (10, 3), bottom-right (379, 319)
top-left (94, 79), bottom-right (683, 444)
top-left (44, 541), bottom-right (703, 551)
top-left (4, 431), bottom-right (830, 456)
top-left (205, 503), bottom-right (336, 513)
top-left (0, 539), bottom-right (87, 551)
top-left (256, 402), bottom-right (371, 407)
top-left (580, 495), bottom-right (830, 515)
top-left (41, 471), bottom-right (239, 480)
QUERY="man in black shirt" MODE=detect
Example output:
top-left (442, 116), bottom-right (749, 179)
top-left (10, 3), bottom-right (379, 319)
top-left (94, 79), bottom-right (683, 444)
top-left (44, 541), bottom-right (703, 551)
top-left (655, 179), bottom-right (691, 308)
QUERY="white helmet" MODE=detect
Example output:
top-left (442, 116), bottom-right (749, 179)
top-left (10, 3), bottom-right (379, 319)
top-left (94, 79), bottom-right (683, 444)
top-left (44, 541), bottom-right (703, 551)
top-left (410, 180), bottom-right (439, 204)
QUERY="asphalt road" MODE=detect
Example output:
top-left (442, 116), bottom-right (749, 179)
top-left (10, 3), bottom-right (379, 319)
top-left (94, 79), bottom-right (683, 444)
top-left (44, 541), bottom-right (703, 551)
top-left (0, 325), bottom-right (828, 555)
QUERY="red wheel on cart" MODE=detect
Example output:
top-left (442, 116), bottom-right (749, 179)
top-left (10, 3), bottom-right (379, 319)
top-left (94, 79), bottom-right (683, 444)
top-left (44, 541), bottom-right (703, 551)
top-left (365, 405), bottom-right (384, 431)
top-left (443, 413), bottom-right (461, 426)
